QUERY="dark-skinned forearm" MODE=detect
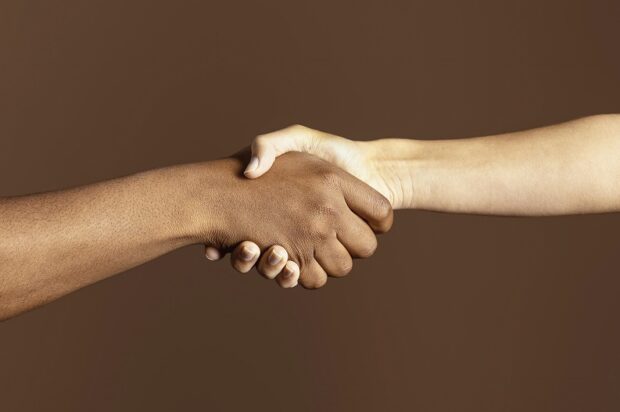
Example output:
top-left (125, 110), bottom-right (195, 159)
top-left (0, 163), bottom-right (217, 320)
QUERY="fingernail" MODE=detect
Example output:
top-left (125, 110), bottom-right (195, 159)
top-left (281, 269), bottom-right (293, 279)
top-left (240, 246), bottom-right (256, 261)
top-left (268, 251), bottom-right (283, 265)
top-left (205, 248), bottom-right (220, 261)
top-left (244, 156), bottom-right (259, 175)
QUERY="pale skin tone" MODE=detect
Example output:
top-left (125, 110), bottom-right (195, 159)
top-left (0, 151), bottom-right (392, 320)
top-left (225, 114), bottom-right (620, 275)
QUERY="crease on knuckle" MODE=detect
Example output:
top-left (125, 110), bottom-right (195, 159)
top-left (318, 170), bottom-right (341, 188)
top-left (317, 204), bottom-right (338, 217)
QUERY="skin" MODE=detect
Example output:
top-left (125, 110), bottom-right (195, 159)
top-left (227, 114), bottom-right (620, 275)
top-left (0, 151), bottom-right (392, 320)
top-left (243, 114), bottom-right (620, 213)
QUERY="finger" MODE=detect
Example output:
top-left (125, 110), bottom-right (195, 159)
top-left (314, 238), bottom-right (353, 278)
top-left (299, 259), bottom-right (328, 290)
top-left (205, 246), bottom-right (223, 261)
top-left (339, 173), bottom-right (394, 233)
top-left (257, 245), bottom-right (288, 279)
top-left (230, 241), bottom-right (261, 273)
top-left (244, 125), bottom-right (315, 179)
top-left (336, 211), bottom-right (379, 258)
top-left (276, 261), bottom-right (300, 288)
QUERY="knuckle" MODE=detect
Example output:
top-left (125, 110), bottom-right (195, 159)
top-left (310, 199), bottom-right (339, 224)
top-left (287, 124), bottom-right (307, 132)
top-left (252, 134), bottom-right (265, 146)
top-left (373, 197), bottom-right (393, 232)
top-left (254, 133), bottom-right (267, 142)
top-left (318, 170), bottom-right (341, 187)
top-left (358, 237), bottom-right (378, 258)
top-left (300, 274), bottom-right (328, 290)
top-left (253, 134), bottom-right (269, 147)
top-left (288, 243), bottom-right (310, 267)
top-left (315, 203), bottom-right (338, 218)
top-left (335, 258), bottom-right (353, 277)
top-left (310, 220), bottom-right (336, 242)
top-left (374, 196), bottom-right (393, 219)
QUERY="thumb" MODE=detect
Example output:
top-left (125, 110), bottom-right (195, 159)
top-left (243, 125), bottom-right (313, 179)
top-left (243, 137), bottom-right (277, 179)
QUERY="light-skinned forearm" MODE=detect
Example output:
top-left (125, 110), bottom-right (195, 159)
top-left (0, 164), bottom-right (215, 320)
top-left (365, 114), bottom-right (620, 214)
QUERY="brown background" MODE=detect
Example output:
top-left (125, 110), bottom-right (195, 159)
top-left (1, 1), bottom-right (619, 411)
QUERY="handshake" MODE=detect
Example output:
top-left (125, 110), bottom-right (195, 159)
top-left (194, 125), bottom-right (397, 290)
top-left (2, 115), bottom-right (618, 319)
top-left (194, 115), bottom-right (620, 288)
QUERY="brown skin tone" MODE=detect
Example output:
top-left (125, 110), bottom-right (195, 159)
top-left (0, 151), bottom-right (392, 321)
top-left (197, 152), bottom-right (392, 282)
